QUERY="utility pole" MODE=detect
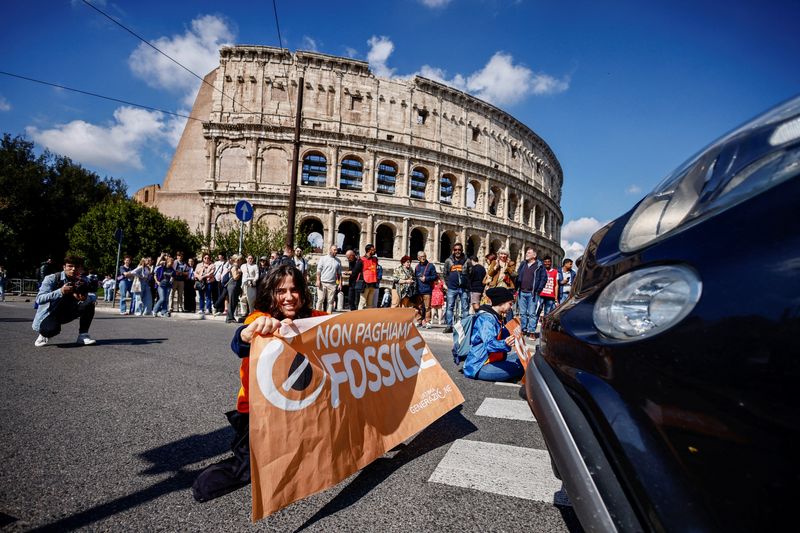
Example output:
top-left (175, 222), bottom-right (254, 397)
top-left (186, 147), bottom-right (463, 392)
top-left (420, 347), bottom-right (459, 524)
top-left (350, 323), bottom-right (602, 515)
top-left (287, 75), bottom-right (305, 248)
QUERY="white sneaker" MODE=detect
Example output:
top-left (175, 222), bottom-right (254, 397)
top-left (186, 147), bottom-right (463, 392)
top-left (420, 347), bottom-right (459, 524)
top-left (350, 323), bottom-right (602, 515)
top-left (34, 334), bottom-right (49, 347)
top-left (77, 333), bottom-right (96, 346)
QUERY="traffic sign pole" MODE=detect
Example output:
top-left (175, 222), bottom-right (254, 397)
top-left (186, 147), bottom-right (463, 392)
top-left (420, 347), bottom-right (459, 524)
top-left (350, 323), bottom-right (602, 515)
top-left (235, 200), bottom-right (254, 256)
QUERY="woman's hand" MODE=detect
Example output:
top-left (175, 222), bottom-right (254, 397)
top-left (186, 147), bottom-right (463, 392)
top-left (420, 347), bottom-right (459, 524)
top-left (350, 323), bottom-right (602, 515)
top-left (505, 335), bottom-right (517, 346)
top-left (240, 315), bottom-right (282, 343)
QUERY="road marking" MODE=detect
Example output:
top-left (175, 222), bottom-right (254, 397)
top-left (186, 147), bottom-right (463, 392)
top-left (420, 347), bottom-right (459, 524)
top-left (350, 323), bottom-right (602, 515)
top-left (493, 381), bottom-right (518, 387)
top-left (429, 439), bottom-right (570, 506)
top-left (476, 398), bottom-right (536, 422)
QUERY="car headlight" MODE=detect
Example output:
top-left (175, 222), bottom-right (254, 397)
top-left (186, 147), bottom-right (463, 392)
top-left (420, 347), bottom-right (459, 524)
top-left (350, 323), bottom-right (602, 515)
top-left (620, 96), bottom-right (800, 252)
top-left (593, 265), bottom-right (702, 341)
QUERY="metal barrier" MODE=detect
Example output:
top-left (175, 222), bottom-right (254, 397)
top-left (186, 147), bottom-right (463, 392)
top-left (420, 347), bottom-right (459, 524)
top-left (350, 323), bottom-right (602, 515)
top-left (7, 278), bottom-right (40, 296)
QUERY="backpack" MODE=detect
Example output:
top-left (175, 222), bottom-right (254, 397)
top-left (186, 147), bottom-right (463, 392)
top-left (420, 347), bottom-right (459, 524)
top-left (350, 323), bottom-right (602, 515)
top-left (451, 310), bottom-right (488, 365)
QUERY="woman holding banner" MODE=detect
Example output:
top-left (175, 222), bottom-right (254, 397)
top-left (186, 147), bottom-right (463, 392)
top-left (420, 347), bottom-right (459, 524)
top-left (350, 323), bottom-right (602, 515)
top-left (192, 264), bottom-right (327, 502)
top-left (463, 287), bottom-right (524, 382)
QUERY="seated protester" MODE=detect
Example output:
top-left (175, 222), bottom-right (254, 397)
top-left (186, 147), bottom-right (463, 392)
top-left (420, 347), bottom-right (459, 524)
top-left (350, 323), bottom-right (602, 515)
top-left (32, 254), bottom-right (97, 347)
top-left (463, 287), bottom-right (523, 382)
top-left (192, 264), bottom-right (327, 503)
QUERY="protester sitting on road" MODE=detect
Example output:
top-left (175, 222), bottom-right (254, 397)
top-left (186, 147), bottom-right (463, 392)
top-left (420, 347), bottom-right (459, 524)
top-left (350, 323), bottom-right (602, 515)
top-left (463, 287), bottom-right (523, 382)
top-left (192, 263), bottom-right (327, 503)
top-left (32, 254), bottom-right (97, 347)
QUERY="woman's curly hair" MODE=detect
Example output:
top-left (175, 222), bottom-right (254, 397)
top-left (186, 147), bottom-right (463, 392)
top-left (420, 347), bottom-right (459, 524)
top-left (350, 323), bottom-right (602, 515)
top-left (252, 264), bottom-right (313, 320)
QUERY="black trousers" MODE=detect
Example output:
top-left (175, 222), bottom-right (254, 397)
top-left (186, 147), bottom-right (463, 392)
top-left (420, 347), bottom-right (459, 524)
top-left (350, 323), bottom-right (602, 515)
top-left (348, 284), bottom-right (360, 311)
top-left (39, 298), bottom-right (95, 338)
top-left (184, 281), bottom-right (196, 312)
top-left (192, 410), bottom-right (250, 502)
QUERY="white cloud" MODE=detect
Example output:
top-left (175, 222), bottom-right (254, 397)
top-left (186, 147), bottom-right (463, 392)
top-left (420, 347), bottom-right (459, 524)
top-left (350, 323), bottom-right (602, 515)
top-left (625, 184), bottom-right (642, 195)
top-left (419, 0), bottom-right (452, 7)
top-left (562, 217), bottom-right (605, 244)
top-left (344, 46), bottom-right (358, 59)
top-left (128, 14), bottom-right (235, 107)
top-left (560, 216), bottom-right (607, 261)
top-left (368, 36), bottom-right (568, 106)
top-left (27, 106), bottom-right (179, 170)
top-left (302, 36), bottom-right (319, 52)
top-left (367, 36), bottom-right (396, 78)
top-left (561, 240), bottom-right (587, 260)
top-left (0, 95), bottom-right (10, 112)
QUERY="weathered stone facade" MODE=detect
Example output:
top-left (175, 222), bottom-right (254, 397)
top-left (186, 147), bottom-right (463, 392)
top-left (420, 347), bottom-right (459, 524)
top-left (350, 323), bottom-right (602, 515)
top-left (149, 45), bottom-right (564, 267)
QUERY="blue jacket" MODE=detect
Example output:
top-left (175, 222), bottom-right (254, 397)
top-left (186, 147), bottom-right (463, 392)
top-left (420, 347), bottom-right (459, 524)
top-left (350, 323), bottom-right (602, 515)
top-left (516, 259), bottom-right (543, 293)
top-left (415, 261), bottom-right (438, 294)
top-left (32, 272), bottom-right (97, 332)
top-left (463, 306), bottom-right (511, 379)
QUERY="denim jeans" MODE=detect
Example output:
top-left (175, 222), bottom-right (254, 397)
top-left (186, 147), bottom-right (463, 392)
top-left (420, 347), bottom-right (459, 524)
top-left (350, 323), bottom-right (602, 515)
top-left (445, 287), bottom-right (470, 327)
top-left (118, 279), bottom-right (132, 313)
top-left (532, 296), bottom-right (556, 332)
top-left (199, 283), bottom-right (214, 313)
top-left (518, 291), bottom-right (536, 333)
top-left (154, 285), bottom-right (171, 315)
top-left (475, 353), bottom-right (524, 382)
top-left (135, 287), bottom-right (153, 315)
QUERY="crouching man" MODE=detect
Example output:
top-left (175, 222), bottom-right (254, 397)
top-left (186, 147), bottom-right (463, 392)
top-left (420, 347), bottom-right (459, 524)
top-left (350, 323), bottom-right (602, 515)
top-left (32, 255), bottom-right (97, 347)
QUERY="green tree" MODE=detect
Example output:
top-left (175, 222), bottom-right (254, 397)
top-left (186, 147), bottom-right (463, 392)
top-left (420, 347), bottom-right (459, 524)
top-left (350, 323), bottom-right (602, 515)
top-left (198, 218), bottom-right (312, 258)
top-left (0, 133), bottom-right (126, 276)
top-left (68, 198), bottom-right (202, 275)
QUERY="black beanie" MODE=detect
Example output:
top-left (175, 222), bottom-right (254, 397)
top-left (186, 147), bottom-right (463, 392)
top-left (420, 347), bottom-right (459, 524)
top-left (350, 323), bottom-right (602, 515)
top-left (486, 287), bottom-right (514, 305)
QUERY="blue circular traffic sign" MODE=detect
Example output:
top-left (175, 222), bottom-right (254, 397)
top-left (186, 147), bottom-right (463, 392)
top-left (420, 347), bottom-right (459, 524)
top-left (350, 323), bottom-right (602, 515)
top-left (235, 200), bottom-right (254, 222)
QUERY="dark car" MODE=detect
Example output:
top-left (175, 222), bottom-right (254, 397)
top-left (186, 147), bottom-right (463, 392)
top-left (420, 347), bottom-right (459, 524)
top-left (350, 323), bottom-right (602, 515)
top-left (525, 96), bottom-right (800, 532)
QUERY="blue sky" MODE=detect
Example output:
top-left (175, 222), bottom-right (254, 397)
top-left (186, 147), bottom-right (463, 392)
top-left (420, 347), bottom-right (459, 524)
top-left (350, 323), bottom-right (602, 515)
top-left (1, 0), bottom-right (798, 256)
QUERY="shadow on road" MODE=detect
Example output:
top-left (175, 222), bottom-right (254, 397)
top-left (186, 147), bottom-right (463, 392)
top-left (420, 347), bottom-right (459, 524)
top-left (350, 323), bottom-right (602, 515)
top-left (28, 426), bottom-right (233, 532)
top-left (295, 406), bottom-right (477, 532)
top-left (53, 337), bottom-right (168, 348)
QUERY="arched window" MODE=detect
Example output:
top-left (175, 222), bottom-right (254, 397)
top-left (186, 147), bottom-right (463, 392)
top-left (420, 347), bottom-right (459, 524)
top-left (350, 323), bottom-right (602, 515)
top-left (375, 224), bottom-right (395, 258)
top-left (337, 221), bottom-right (360, 253)
top-left (377, 161), bottom-right (397, 195)
top-left (488, 188), bottom-right (499, 215)
top-left (300, 218), bottom-right (324, 253)
top-left (410, 167), bottom-right (428, 200)
top-left (340, 156), bottom-right (363, 191)
top-left (439, 232), bottom-right (454, 263)
top-left (440, 174), bottom-right (454, 204)
top-left (466, 235), bottom-right (480, 258)
top-left (302, 152), bottom-right (327, 187)
top-left (410, 228), bottom-right (427, 259)
top-left (508, 192), bottom-right (518, 221)
top-left (466, 180), bottom-right (480, 209)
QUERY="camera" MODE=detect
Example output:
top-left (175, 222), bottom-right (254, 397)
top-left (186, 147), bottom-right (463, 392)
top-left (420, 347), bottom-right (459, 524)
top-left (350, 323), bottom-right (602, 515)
top-left (65, 280), bottom-right (90, 296)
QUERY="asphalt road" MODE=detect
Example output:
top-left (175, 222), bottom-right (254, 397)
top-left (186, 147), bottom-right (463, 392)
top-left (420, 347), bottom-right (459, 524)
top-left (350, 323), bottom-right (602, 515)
top-left (0, 301), bottom-right (580, 532)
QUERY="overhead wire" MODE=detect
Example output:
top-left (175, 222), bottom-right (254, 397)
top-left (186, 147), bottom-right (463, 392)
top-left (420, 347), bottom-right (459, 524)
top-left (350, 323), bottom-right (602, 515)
top-left (0, 70), bottom-right (202, 122)
top-left (271, 0), bottom-right (294, 119)
top-left (79, 0), bottom-right (257, 116)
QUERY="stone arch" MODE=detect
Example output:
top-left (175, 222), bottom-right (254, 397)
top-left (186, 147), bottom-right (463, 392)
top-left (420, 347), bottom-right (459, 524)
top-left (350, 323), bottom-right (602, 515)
top-left (340, 154), bottom-right (364, 191)
top-left (488, 186), bottom-right (502, 216)
top-left (302, 150), bottom-right (327, 187)
top-left (217, 144), bottom-right (249, 183)
top-left (508, 191), bottom-right (519, 221)
top-left (375, 223), bottom-right (396, 258)
top-left (466, 234), bottom-right (481, 259)
top-left (258, 145), bottom-right (289, 185)
top-left (440, 173), bottom-right (456, 205)
top-left (299, 217), bottom-right (324, 253)
top-left (410, 166), bottom-right (429, 200)
top-left (466, 179), bottom-right (481, 209)
top-left (534, 204), bottom-right (544, 232)
top-left (510, 241), bottom-right (521, 264)
top-left (522, 198), bottom-right (532, 227)
top-left (439, 229), bottom-right (458, 262)
top-left (337, 219), bottom-right (361, 253)
top-left (376, 159), bottom-right (398, 195)
top-left (490, 239), bottom-right (504, 254)
top-left (256, 212), bottom-right (284, 231)
top-left (409, 227), bottom-right (428, 259)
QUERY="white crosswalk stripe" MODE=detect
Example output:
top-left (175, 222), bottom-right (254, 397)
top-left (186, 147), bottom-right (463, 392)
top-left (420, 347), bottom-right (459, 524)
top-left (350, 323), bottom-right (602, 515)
top-left (428, 439), bottom-right (570, 506)
top-left (475, 397), bottom-right (536, 422)
top-left (493, 381), bottom-right (518, 387)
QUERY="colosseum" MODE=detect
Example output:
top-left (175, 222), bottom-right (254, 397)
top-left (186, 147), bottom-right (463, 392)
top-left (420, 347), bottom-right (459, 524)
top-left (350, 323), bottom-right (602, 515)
top-left (147, 45), bottom-right (564, 270)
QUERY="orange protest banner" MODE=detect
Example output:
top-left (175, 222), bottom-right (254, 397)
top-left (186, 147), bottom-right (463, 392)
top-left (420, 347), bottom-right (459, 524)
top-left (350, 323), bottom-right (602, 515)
top-left (248, 308), bottom-right (465, 520)
top-left (505, 318), bottom-right (532, 368)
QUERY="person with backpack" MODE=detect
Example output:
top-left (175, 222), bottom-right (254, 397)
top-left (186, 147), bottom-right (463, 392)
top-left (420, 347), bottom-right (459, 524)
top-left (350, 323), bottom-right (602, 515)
top-left (461, 287), bottom-right (523, 382)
